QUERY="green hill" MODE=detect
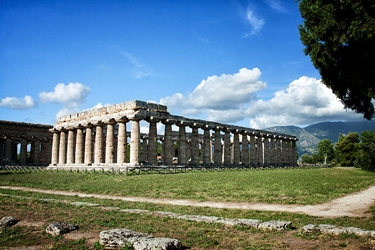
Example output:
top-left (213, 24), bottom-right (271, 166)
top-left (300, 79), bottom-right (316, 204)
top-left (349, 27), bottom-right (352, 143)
top-left (264, 120), bottom-right (375, 156)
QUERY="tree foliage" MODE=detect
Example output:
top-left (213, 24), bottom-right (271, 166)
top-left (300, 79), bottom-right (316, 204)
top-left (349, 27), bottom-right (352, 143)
top-left (355, 130), bottom-right (375, 170)
top-left (298, 0), bottom-right (375, 119)
top-left (317, 139), bottom-right (334, 164)
top-left (334, 132), bottom-right (360, 166)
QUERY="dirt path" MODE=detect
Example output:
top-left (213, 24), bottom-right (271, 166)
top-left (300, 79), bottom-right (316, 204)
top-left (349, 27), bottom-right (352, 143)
top-left (1, 185), bottom-right (375, 218)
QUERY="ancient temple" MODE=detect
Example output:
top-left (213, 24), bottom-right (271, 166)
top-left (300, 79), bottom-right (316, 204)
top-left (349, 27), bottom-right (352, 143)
top-left (0, 120), bottom-right (52, 165)
top-left (49, 100), bottom-right (298, 169)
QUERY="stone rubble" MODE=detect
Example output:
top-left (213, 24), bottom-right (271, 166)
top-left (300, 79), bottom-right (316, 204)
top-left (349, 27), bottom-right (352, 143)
top-left (300, 224), bottom-right (375, 237)
top-left (45, 222), bottom-right (79, 237)
top-left (99, 228), bottom-right (182, 250)
top-left (0, 216), bottom-right (19, 229)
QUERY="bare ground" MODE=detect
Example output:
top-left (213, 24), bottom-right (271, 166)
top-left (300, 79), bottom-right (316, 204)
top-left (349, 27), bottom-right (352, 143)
top-left (2, 185), bottom-right (375, 218)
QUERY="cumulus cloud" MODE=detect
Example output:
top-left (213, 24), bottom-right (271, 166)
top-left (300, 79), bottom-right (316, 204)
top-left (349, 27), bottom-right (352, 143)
top-left (246, 76), bottom-right (363, 128)
top-left (0, 95), bottom-right (36, 109)
top-left (160, 68), bottom-right (266, 123)
top-left (245, 8), bottom-right (265, 36)
top-left (159, 71), bottom-right (364, 129)
top-left (39, 82), bottom-right (90, 108)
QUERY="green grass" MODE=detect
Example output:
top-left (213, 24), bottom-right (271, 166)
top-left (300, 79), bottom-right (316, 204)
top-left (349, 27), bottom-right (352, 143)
top-left (1, 167), bottom-right (375, 249)
top-left (1, 167), bottom-right (375, 205)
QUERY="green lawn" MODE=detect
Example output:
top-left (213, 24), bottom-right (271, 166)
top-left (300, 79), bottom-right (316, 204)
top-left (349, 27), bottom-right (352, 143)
top-left (1, 167), bottom-right (375, 249)
top-left (0, 167), bottom-right (374, 205)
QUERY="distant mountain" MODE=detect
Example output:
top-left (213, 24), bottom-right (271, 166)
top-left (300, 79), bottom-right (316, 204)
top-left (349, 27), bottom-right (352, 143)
top-left (264, 120), bottom-right (375, 156)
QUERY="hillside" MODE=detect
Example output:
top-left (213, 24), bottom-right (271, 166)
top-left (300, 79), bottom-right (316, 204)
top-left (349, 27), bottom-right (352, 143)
top-left (264, 120), bottom-right (375, 156)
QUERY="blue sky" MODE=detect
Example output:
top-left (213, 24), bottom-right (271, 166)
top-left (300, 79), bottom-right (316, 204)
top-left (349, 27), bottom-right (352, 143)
top-left (0, 0), bottom-right (366, 129)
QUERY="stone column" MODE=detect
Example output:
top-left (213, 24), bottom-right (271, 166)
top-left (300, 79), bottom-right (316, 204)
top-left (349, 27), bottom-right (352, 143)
top-left (33, 139), bottom-right (41, 165)
top-left (84, 125), bottom-right (93, 165)
top-left (94, 123), bottom-right (104, 164)
top-left (129, 118), bottom-right (141, 165)
top-left (292, 140), bottom-right (297, 166)
top-left (59, 131), bottom-right (67, 164)
top-left (20, 139), bottom-right (27, 165)
top-left (147, 119), bottom-right (158, 165)
top-left (263, 136), bottom-right (270, 166)
top-left (117, 121), bottom-right (127, 164)
top-left (250, 134), bottom-right (257, 166)
top-left (233, 130), bottom-right (240, 165)
top-left (51, 132), bottom-right (59, 165)
top-left (162, 120), bottom-right (174, 165)
top-left (66, 129), bottom-right (75, 164)
top-left (213, 127), bottom-right (222, 165)
top-left (189, 124), bottom-right (199, 165)
top-left (257, 135), bottom-right (263, 166)
top-left (177, 122), bottom-right (187, 165)
top-left (223, 129), bottom-right (231, 165)
top-left (105, 121), bottom-right (115, 164)
top-left (5, 138), bottom-right (13, 163)
top-left (141, 136), bottom-right (148, 163)
top-left (241, 132), bottom-right (249, 165)
top-left (75, 127), bottom-right (84, 164)
top-left (202, 125), bottom-right (211, 165)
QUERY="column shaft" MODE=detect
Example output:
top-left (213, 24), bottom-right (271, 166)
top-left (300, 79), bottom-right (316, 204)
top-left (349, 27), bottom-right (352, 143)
top-left (178, 125), bottom-right (187, 165)
top-left (130, 119), bottom-right (140, 165)
top-left (75, 128), bottom-right (84, 164)
top-left (233, 132), bottom-right (240, 165)
top-left (163, 123), bottom-right (174, 165)
top-left (85, 127), bottom-right (93, 164)
top-left (94, 125), bottom-right (104, 164)
top-left (213, 129), bottom-right (222, 165)
top-left (190, 127), bottom-right (199, 165)
top-left (141, 137), bottom-right (148, 162)
top-left (202, 128), bottom-right (211, 165)
top-left (117, 122), bottom-right (127, 164)
top-left (59, 131), bottom-right (67, 164)
top-left (105, 123), bottom-right (115, 163)
top-left (51, 132), bottom-right (59, 165)
top-left (147, 121), bottom-right (157, 164)
top-left (20, 139), bottom-right (27, 165)
top-left (33, 140), bottom-right (41, 165)
top-left (223, 130), bottom-right (231, 165)
top-left (241, 134), bottom-right (249, 165)
top-left (66, 130), bottom-right (75, 164)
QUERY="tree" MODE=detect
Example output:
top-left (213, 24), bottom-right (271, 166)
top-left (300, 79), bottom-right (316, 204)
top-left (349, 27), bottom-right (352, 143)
top-left (334, 132), bottom-right (360, 166)
top-left (317, 139), bottom-right (334, 164)
top-left (355, 130), bottom-right (375, 170)
top-left (298, 0), bottom-right (375, 119)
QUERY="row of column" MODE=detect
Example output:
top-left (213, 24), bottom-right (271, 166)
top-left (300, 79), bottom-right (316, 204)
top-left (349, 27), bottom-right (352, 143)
top-left (0, 137), bottom-right (51, 165)
top-left (50, 118), bottom-right (297, 167)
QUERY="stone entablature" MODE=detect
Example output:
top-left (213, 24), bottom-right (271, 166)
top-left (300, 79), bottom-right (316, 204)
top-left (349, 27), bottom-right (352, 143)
top-left (0, 120), bottom-right (53, 165)
top-left (50, 100), bottom-right (298, 168)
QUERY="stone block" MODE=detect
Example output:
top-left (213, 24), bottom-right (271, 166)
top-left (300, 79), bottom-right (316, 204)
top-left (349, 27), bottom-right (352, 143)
top-left (45, 222), bottom-right (79, 237)
top-left (133, 237), bottom-right (182, 250)
top-left (0, 216), bottom-right (19, 229)
top-left (258, 220), bottom-right (292, 231)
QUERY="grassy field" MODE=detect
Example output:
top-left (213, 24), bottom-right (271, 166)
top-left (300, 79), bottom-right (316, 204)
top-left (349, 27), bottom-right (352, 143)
top-left (1, 167), bottom-right (375, 249)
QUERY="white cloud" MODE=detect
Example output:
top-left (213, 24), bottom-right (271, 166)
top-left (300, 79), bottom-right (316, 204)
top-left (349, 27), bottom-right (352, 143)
top-left (121, 51), bottom-right (152, 79)
top-left (39, 82), bottom-right (90, 108)
top-left (0, 95), bottom-right (36, 109)
top-left (245, 8), bottom-right (265, 36)
top-left (263, 0), bottom-right (287, 13)
top-left (247, 76), bottom-right (363, 128)
top-left (160, 68), bottom-right (266, 123)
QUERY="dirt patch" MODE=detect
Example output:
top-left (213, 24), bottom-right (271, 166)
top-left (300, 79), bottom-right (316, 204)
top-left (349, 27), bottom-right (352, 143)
top-left (1, 185), bottom-right (375, 218)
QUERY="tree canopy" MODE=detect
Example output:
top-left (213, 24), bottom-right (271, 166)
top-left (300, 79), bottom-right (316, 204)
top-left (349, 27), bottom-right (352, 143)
top-left (317, 139), bottom-right (334, 164)
top-left (298, 0), bottom-right (375, 119)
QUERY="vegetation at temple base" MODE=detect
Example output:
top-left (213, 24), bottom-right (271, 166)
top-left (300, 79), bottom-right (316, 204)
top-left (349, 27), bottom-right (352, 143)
top-left (300, 130), bottom-right (375, 171)
top-left (298, 0), bottom-right (375, 119)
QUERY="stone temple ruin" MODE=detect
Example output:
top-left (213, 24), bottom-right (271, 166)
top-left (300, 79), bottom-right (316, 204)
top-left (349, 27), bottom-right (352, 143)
top-left (0, 120), bottom-right (52, 166)
top-left (48, 100), bottom-right (298, 169)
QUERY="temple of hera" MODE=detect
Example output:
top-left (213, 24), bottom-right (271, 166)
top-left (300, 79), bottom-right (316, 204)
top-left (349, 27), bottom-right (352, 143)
top-left (49, 100), bottom-right (298, 169)
top-left (0, 120), bottom-right (53, 166)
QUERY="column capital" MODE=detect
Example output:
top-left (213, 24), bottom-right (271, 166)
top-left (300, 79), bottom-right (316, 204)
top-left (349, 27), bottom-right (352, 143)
top-left (162, 118), bottom-right (176, 125)
top-left (176, 120), bottom-right (191, 127)
top-left (146, 116), bottom-right (160, 123)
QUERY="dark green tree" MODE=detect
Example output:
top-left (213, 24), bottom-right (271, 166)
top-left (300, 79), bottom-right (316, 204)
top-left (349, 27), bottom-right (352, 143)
top-left (317, 139), bottom-right (335, 164)
top-left (355, 130), bottom-right (375, 170)
top-left (334, 132), bottom-right (360, 166)
top-left (298, 0), bottom-right (375, 119)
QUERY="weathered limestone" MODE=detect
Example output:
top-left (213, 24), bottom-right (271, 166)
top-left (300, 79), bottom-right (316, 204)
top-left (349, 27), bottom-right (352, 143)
top-left (0, 216), bottom-right (19, 229)
top-left (47, 100), bottom-right (297, 169)
top-left (99, 228), bottom-right (183, 250)
top-left (45, 222), bottom-right (79, 237)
